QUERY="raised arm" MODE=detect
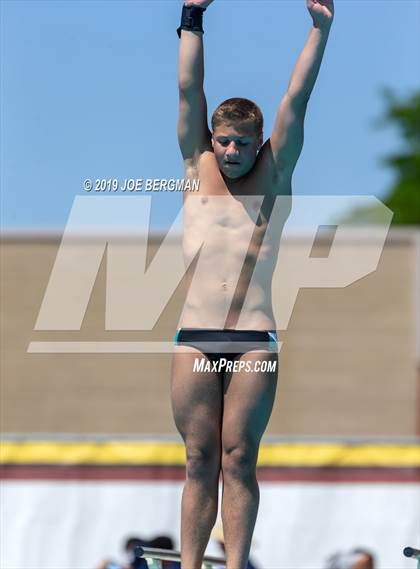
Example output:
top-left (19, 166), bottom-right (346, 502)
top-left (270, 0), bottom-right (334, 173)
top-left (177, 1), bottom-right (214, 162)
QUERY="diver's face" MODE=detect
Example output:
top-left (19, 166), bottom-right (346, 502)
top-left (212, 122), bottom-right (262, 180)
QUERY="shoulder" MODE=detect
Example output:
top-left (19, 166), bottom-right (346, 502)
top-left (182, 149), bottom-right (216, 201)
top-left (183, 144), bottom-right (213, 172)
top-left (253, 140), bottom-right (293, 196)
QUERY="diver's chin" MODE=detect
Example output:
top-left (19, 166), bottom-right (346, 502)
top-left (220, 165), bottom-right (247, 181)
top-left (222, 171), bottom-right (241, 181)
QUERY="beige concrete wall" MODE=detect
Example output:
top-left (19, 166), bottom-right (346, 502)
top-left (1, 230), bottom-right (418, 436)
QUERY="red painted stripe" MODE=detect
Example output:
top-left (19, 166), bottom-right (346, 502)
top-left (1, 465), bottom-right (419, 483)
top-left (257, 467), bottom-right (420, 483)
top-left (0, 465), bottom-right (186, 481)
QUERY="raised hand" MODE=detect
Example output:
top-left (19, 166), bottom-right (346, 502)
top-left (306, 0), bottom-right (334, 30)
top-left (184, 0), bottom-right (214, 8)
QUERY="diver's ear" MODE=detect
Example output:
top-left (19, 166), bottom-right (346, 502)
top-left (211, 134), bottom-right (215, 149)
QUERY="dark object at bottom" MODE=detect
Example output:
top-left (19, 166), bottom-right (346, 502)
top-left (404, 547), bottom-right (420, 559)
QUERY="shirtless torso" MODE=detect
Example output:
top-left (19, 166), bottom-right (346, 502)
top-left (180, 146), bottom-right (291, 331)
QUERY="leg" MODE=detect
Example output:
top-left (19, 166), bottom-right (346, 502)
top-left (221, 351), bottom-right (278, 569)
top-left (171, 347), bottom-right (223, 569)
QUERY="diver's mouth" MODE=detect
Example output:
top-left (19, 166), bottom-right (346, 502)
top-left (225, 161), bottom-right (240, 165)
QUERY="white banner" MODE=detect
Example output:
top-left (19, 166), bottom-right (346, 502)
top-left (1, 481), bottom-right (418, 569)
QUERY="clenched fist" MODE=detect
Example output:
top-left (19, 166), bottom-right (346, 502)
top-left (307, 0), bottom-right (334, 30)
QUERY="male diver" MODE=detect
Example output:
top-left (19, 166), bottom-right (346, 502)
top-left (170, 1), bottom-right (334, 567)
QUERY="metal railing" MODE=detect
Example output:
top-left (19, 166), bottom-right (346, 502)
top-left (134, 546), bottom-right (226, 569)
top-left (135, 545), bottom-right (420, 568)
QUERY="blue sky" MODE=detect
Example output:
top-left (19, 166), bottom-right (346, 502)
top-left (1, 0), bottom-right (419, 231)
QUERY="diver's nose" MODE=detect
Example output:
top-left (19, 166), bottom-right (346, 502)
top-left (226, 141), bottom-right (239, 158)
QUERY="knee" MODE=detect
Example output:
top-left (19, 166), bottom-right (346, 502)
top-left (185, 445), bottom-right (220, 482)
top-left (222, 444), bottom-right (258, 481)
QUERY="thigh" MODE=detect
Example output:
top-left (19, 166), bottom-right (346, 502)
top-left (221, 351), bottom-right (278, 452)
top-left (171, 347), bottom-right (223, 453)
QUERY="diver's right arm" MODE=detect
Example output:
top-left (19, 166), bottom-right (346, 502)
top-left (177, 2), bottom-right (214, 161)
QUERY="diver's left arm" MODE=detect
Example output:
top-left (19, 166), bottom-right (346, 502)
top-left (269, 0), bottom-right (334, 173)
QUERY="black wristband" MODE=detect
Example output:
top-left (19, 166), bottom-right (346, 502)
top-left (177, 5), bottom-right (206, 38)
